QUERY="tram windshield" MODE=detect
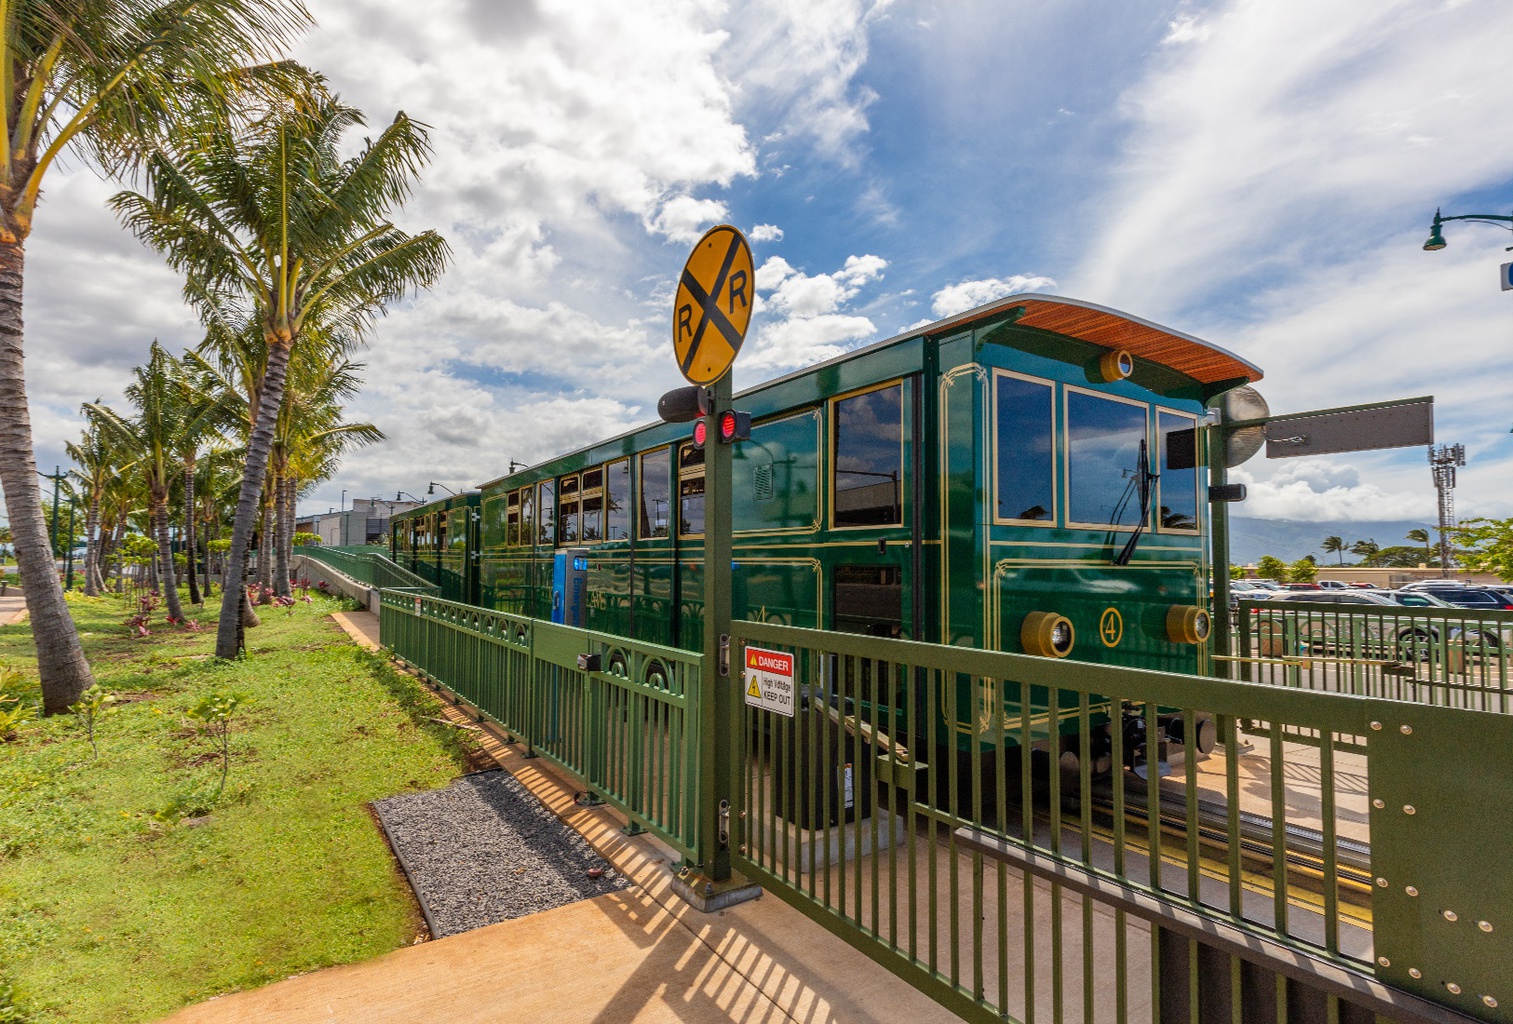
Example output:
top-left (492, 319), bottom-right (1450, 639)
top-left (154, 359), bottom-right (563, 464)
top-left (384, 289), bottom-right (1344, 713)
top-left (1066, 390), bottom-right (1148, 529)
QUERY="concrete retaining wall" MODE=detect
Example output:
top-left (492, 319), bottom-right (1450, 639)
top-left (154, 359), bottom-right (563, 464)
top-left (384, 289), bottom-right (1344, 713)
top-left (291, 554), bottom-right (380, 613)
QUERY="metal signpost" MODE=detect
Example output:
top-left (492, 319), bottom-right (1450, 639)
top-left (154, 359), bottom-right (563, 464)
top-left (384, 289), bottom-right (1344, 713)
top-left (664, 224), bottom-right (759, 908)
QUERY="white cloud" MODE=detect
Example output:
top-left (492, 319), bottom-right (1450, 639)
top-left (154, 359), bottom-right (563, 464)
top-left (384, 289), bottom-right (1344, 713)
top-left (930, 274), bottom-right (1058, 318)
top-left (716, 0), bottom-right (892, 164)
top-left (748, 223), bottom-right (784, 242)
top-left (1078, 0), bottom-right (1513, 313)
top-left (743, 252), bottom-right (888, 373)
top-left (648, 196), bottom-right (729, 243)
top-left (742, 314), bottom-right (877, 372)
top-left (1230, 459), bottom-right (1433, 522)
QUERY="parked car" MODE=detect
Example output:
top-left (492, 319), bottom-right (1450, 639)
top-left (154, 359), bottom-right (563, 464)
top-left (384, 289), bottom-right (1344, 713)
top-left (1281, 582), bottom-right (1323, 591)
top-left (1346, 582), bottom-right (1381, 589)
top-left (1400, 587), bottom-right (1512, 611)
top-left (1252, 588), bottom-right (1504, 662)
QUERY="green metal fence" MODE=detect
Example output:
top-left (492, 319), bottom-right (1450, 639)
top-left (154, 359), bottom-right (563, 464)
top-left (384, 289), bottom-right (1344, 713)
top-left (295, 546), bottom-right (438, 595)
top-left (727, 619), bottom-right (1512, 1024)
top-left (377, 591), bottom-right (703, 860)
top-left (1237, 599), bottom-right (1513, 712)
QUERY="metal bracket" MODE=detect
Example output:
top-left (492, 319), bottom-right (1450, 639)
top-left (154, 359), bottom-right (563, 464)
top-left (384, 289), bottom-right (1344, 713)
top-left (718, 798), bottom-right (730, 846)
top-left (719, 634), bottom-right (730, 677)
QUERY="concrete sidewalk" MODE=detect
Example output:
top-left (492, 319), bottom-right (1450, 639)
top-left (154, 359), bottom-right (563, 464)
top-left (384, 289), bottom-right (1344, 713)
top-left (162, 609), bottom-right (958, 1024)
top-left (0, 592), bottom-right (26, 627)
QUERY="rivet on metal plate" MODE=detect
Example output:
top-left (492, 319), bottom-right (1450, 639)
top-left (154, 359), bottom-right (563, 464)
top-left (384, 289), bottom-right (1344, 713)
top-left (1404, 805), bottom-right (1416, 815)
top-left (1410, 968), bottom-right (1423, 979)
top-left (1406, 886), bottom-right (1419, 897)
top-left (1447, 983), bottom-right (1462, 995)
top-left (1370, 721), bottom-right (1382, 730)
top-left (1376, 877), bottom-right (1389, 888)
top-left (1480, 920), bottom-right (1494, 933)
top-left (1373, 798), bottom-right (1385, 809)
top-left (1378, 956), bottom-right (1391, 967)
top-left (1401, 724), bottom-right (1413, 735)
top-left (1444, 910), bottom-right (1459, 922)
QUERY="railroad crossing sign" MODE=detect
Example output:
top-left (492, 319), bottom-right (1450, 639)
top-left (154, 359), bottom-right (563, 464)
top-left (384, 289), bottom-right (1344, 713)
top-left (674, 225), bottom-right (754, 385)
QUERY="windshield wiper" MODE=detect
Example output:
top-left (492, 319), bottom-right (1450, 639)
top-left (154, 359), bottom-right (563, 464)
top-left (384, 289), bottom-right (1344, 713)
top-left (1113, 439), bottom-right (1155, 566)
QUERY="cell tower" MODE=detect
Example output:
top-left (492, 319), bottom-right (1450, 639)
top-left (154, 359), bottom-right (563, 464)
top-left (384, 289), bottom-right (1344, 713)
top-left (1428, 443), bottom-right (1465, 578)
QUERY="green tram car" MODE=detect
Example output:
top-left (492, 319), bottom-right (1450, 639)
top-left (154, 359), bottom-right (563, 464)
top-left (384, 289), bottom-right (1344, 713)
top-left (391, 294), bottom-right (1260, 750)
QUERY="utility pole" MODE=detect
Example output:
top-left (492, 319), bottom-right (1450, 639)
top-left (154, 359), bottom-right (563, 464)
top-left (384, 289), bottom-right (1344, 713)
top-left (1428, 443), bottom-right (1465, 578)
top-left (64, 499), bottom-right (76, 590)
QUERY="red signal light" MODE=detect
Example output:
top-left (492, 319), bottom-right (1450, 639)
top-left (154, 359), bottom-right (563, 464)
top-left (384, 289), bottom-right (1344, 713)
top-left (717, 410), bottom-right (751, 444)
top-left (692, 419), bottom-right (708, 448)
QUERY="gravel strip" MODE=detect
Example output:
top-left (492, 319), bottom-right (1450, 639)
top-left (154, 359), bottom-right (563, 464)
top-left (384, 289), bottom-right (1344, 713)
top-left (373, 769), bottom-right (628, 937)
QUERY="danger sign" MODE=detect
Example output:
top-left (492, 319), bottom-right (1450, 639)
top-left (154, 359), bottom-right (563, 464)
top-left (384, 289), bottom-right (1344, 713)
top-left (743, 645), bottom-right (795, 718)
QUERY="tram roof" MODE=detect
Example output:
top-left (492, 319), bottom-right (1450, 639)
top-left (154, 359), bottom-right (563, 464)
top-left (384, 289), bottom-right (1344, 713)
top-left (757, 293), bottom-right (1263, 392)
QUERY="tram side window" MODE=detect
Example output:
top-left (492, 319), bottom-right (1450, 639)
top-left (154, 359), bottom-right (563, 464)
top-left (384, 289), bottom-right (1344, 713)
top-left (639, 448), bottom-right (671, 539)
top-left (559, 474), bottom-right (580, 544)
top-left (994, 373), bottom-right (1055, 523)
top-left (1066, 389), bottom-right (1148, 529)
top-left (504, 491), bottom-right (519, 547)
top-left (833, 383), bottom-right (904, 527)
top-left (679, 444), bottom-right (705, 536)
top-left (605, 459), bottom-right (631, 541)
top-left (537, 481), bottom-right (555, 547)
top-left (1158, 410), bottom-right (1198, 531)
top-left (580, 467), bottom-right (603, 543)
top-left (520, 488), bottom-right (535, 548)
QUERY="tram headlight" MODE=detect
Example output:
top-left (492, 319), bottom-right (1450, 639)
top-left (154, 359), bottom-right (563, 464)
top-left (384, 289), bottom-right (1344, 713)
top-left (1021, 611), bottom-right (1075, 658)
top-left (1097, 349), bottom-right (1134, 382)
top-left (1166, 605), bottom-right (1211, 645)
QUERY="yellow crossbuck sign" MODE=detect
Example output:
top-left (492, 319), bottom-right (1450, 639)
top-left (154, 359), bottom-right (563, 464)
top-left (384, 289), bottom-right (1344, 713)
top-left (673, 224), bottom-right (754, 385)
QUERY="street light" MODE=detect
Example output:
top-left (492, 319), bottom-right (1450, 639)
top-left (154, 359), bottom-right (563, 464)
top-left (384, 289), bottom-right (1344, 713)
top-left (1422, 206), bottom-right (1513, 251)
top-left (395, 490), bottom-right (423, 503)
top-left (427, 481), bottom-right (458, 497)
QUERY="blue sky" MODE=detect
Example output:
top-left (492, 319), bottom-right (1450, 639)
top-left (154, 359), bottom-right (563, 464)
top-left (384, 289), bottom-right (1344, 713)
top-left (6, 0), bottom-right (1512, 527)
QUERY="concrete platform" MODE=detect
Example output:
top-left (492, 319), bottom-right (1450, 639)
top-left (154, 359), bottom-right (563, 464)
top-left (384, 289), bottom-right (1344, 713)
top-left (160, 610), bottom-right (963, 1024)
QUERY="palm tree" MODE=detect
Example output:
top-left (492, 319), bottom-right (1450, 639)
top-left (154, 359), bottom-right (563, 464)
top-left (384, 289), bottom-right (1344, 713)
top-left (1406, 528), bottom-right (1433, 565)
top-left (1321, 535), bottom-right (1346, 567)
top-left (113, 86), bottom-right (448, 658)
top-left (270, 345), bottom-right (380, 594)
top-left (87, 343), bottom-right (195, 622)
top-left (1350, 538), bottom-right (1380, 567)
top-left (66, 415), bottom-right (132, 596)
top-left (0, 0), bottom-right (311, 712)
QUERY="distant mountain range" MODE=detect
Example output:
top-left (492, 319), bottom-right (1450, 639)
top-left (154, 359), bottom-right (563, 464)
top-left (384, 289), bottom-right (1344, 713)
top-left (1227, 517), bottom-right (1437, 568)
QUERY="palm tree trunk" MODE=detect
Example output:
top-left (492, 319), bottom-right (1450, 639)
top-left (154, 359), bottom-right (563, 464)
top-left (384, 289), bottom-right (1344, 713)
top-left (82, 493), bottom-right (101, 597)
top-left (216, 339), bottom-right (292, 658)
top-left (275, 475), bottom-right (293, 597)
top-left (201, 521), bottom-right (213, 598)
top-left (183, 457), bottom-right (201, 606)
top-left (153, 490), bottom-right (184, 622)
top-left (0, 240), bottom-right (94, 712)
top-left (256, 489), bottom-right (274, 592)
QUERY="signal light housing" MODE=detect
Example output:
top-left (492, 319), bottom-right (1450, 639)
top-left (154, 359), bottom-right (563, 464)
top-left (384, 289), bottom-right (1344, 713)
top-left (718, 410), bottom-right (751, 444)
top-left (691, 419), bottom-right (708, 449)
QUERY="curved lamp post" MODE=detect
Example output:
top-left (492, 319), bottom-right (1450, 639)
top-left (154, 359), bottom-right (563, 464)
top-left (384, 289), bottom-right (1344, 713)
top-left (1422, 207), bottom-right (1513, 251)
top-left (427, 481), bottom-right (458, 497)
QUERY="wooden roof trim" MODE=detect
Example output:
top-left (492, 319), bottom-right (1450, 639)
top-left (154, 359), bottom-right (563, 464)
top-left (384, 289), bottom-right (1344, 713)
top-left (937, 294), bottom-right (1263, 385)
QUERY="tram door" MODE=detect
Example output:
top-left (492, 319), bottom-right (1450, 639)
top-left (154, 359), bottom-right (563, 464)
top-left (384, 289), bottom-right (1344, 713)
top-left (551, 548), bottom-right (588, 626)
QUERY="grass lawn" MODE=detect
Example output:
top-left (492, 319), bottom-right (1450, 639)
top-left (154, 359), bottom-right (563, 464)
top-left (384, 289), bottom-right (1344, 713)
top-left (0, 589), bottom-right (482, 1023)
